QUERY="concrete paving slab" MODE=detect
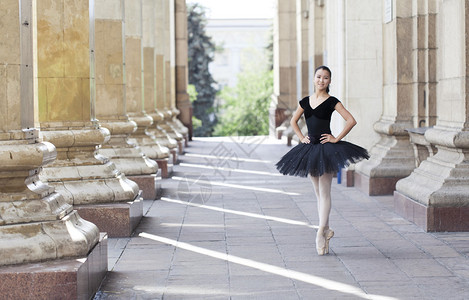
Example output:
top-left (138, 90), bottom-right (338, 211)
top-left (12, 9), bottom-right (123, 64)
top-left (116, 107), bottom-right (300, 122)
top-left (95, 136), bottom-right (469, 300)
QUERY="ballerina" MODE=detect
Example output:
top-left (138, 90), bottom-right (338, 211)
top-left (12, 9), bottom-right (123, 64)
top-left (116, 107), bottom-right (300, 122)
top-left (276, 65), bottom-right (369, 255)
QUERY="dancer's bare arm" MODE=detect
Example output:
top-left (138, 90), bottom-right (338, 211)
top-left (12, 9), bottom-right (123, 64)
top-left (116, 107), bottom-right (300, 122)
top-left (320, 102), bottom-right (357, 144)
top-left (290, 105), bottom-right (310, 144)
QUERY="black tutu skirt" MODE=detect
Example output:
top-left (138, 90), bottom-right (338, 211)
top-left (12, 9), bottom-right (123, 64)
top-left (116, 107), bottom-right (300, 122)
top-left (276, 135), bottom-right (370, 177)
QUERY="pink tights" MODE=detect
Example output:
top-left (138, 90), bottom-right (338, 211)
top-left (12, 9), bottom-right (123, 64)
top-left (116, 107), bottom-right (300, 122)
top-left (308, 173), bottom-right (333, 230)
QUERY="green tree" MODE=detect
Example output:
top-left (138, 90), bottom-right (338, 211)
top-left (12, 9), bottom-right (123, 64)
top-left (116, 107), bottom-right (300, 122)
top-left (266, 28), bottom-right (273, 71)
top-left (187, 84), bottom-right (202, 130)
top-left (214, 70), bottom-right (273, 136)
top-left (187, 3), bottom-right (218, 137)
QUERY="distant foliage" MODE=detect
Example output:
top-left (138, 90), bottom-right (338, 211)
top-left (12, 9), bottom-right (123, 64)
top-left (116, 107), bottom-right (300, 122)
top-left (266, 28), bottom-right (273, 71)
top-left (214, 70), bottom-right (273, 136)
top-left (187, 4), bottom-right (218, 137)
top-left (187, 84), bottom-right (202, 130)
top-left (187, 84), bottom-right (198, 103)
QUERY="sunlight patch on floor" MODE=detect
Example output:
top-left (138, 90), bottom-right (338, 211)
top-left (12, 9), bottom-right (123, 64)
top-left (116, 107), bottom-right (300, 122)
top-left (161, 197), bottom-right (317, 229)
top-left (132, 285), bottom-right (228, 296)
top-left (139, 232), bottom-right (398, 300)
top-left (184, 153), bottom-right (272, 163)
top-left (160, 222), bottom-right (226, 228)
top-left (179, 162), bottom-right (283, 177)
top-left (172, 176), bottom-right (300, 196)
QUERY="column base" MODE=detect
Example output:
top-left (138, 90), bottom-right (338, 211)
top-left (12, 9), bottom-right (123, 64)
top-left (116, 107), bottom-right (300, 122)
top-left (341, 169), bottom-right (355, 187)
top-left (155, 158), bottom-right (173, 178)
top-left (178, 140), bottom-right (184, 155)
top-left (75, 199), bottom-right (143, 237)
top-left (394, 191), bottom-right (469, 232)
top-left (128, 174), bottom-right (158, 200)
top-left (276, 126), bottom-right (286, 139)
top-left (0, 233), bottom-right (107, 299)
top-left (354, 172), bottom-right (402, 196)
top-left (170, 149), bottom-right (178, 165)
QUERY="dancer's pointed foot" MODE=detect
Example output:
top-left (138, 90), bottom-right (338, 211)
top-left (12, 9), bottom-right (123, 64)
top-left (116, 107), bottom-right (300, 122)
top-left (316, 227), bottom-right (334, 255)
top-left (316, 228), bottom-right (326, 255)
top-left (324, 228), bottom-right (334, 254)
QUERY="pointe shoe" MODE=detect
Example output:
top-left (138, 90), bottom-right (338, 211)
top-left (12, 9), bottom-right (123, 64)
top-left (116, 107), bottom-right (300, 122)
top-left (316, 229), bottom-right (326, 255)
top-left (324, 228), bottom-right (334, 254)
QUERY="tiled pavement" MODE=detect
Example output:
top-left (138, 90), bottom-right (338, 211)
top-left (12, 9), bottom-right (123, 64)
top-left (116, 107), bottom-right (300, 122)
top-left (95, 136), bottom-right (469, 300)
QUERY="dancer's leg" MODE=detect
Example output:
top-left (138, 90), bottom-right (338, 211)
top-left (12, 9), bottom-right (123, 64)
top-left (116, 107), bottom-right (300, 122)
top-left (308, 175), bottom-right (321, 217)
top-left (310, 173), bottom-right (334, 255)
top-left (317, 173), bottom-right (333, 228)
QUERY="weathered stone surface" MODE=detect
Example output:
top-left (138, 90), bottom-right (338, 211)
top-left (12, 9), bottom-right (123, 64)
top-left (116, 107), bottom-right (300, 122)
top-left (0, 233), bottom-right (107, 299)
top-left (0, 0), bottom-right (101, 270)
top-left (36, 0), bottom-right (140, 210)
top-left (76, 199), bottom-right (143, 237)
top-left (356, 133), bottom-right (415, 179)
top-left (393, 0), bottom-right (469, 231)
top-left (128, 114), bottom-right (170, 159)
top-left (94, 9), bottom-right (159, 179)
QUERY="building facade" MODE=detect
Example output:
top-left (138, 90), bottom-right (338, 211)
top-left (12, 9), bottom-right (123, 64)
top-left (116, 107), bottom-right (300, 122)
top-left (271, 0), bottom-right (469, 232)
top-left (206, 18), bottom-right (273, 89)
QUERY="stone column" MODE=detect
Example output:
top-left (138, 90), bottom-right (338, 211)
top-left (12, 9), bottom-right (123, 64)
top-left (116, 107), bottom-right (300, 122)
top-left (354, 0), bottom-right (416, 195)
top-left (296, 0), bottom-right (309, 99)
top-left (395, 0), bottom-right (469, 232)
top-left (151, 0), bottom-right (180, 155)
top-left (270, 0), bottom-right (297, 140)
top-left (0, 1), bottom-right (105, 298)
top-left (95, 0), bottom-right (159, 200)
top-left (307, 0), bottom-right (324, 88)
top-left (155, 5), bottom-right (168, 135)
top-left (410, 0), bottom-right (437, 128)
top-left (37, 0), bottom-right (142, 237)
top-left (174, 0), bottom-right (192, 142)
top-left (159, 0), bottom-right (186, 149)
top-left (342, 0), bottom-right (383, 148)
top-left (124, 0), bottom-right (172, 178)
top-left (337, 0), bottom-right (383, 186)
top-left (143, 0), bottom-right (179, 166)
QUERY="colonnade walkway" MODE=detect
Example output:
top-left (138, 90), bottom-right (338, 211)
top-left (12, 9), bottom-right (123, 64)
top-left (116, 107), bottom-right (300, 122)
top-left (95, 136), bottom-right (469, 299)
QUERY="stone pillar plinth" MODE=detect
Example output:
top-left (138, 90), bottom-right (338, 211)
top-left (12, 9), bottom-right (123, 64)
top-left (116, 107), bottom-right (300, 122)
top-left (124, 0), bottom-right (171, 178)
top-left (354, 121), bottom-right (415, 195)
top-left (171, 107), bottom-right (189, 150)
top-left (394, 0), bottom-right (469, 232)
top-left (271, 0), bottom-right (297, 139)
top-left (95, 0), bottom-right (159, 200)
top-left (0, 1), bottom-right (105, 298)
top-left (406, 127), bottom-right (437, 167)
top-left (98, 120), bottom-right (159, 200)
top-left (0, 233), bottom-right (107, 299)
top-left (355, 1), bottom-right (416, 195)
top-left (148, 110), bottom-right (179, 164)
top-left (0, 137), bottom-right (99, 265)
top-left (37, 0), bottom-right (143, 237)
top-left (160, 108), bottom-right (184, 153)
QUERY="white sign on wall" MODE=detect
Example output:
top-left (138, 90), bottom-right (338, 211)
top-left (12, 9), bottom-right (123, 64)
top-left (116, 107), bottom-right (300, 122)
top-left (384, 0), bottom-right (393, 23)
